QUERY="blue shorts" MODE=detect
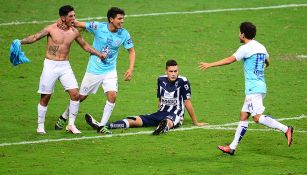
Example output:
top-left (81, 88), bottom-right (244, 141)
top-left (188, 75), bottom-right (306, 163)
top-left (140, 111), bottom-right (182, 127)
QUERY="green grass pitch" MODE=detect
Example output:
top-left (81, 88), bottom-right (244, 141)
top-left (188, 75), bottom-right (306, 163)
top-left (0, 0), bottom-right (306, 174)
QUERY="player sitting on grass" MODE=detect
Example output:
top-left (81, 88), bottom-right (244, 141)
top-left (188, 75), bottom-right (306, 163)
top-left (85, 59), bottom-right (205, 135)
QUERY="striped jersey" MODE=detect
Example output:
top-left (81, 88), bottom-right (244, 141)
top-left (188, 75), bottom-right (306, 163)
top-left (85, 22), bottom-right (134, 74)
top-left (157, 75), bottom-right (191, 117)
top-left (233, 40), bottom-right (269, 95)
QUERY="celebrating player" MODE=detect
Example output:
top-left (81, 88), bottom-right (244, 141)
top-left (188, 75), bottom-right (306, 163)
top-left (15, 5), bottom-right (106, 134)
top-left (198, 22), bottom-right (293, 155)
top-left (86, 59), bottom-right (205, 135)
top-left (55, 7), bottom-right (136, 134)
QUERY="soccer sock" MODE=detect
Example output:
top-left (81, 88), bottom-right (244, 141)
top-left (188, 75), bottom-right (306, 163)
top-left (37, 104), bottom-right (47, 129)
top-left (229, 121), bottom-right (248, 150)
top-left (258, 115), bottom-right (288, 133)
top-left (108, 119), bottom-right (129, 129)
top-left (68, 100), bottom-right (80, 126)
top-left (62, 106), bottom-right (69, 119)
top-left (99, 101), bottom-right (115, 126)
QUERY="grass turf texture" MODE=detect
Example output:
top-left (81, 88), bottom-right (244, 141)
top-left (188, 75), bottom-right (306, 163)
top-left (0, 0), bottom-right (306, 174)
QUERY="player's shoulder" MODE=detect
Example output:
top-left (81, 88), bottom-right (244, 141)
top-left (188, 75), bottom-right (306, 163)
top-left (178, 75), bottom-right (188, 82)
top-left (117, 27), bottom-right (130, 36)
top-left (158, 75), bottom-right (168, 81)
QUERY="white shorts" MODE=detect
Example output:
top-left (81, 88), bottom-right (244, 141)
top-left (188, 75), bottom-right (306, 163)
top-left (80, 70), bottom-right (118, 95)
top-left (241, 93), bottom-right (266, 116)
top-left (37, 59), bottom-right (78, 94)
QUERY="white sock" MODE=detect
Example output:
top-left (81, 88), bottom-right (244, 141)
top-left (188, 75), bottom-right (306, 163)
top-left (99, 101), bottom-right (115, 126)
top-left (62, 106), bottom-right (69, 119)
top-left (258, 115), bottom-right (288, 133)
top-left (123, 119), bottom-right (130, 128)
top-left (68, 100), bottom-right (80, 126)
top-left (37, 104), bottom-right (47, 129)
top-left (229, 121), bottom-right (248, 150)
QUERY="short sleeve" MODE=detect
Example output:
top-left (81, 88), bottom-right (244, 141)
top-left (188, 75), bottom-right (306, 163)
top-left (123, 31), bottom-right (134, 49)
top-left (157, 78), bottom-right (161, 99)
top-left (233, 45), bottom-right (246, 61)
top-left (85, 21), bottom-right (100, 35)
top-left (181, 80), bottom-right (191, 100)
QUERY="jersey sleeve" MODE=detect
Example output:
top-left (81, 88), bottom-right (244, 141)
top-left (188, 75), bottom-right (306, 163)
top-left (123, 31), bottom-right (134, 49)
top-left (85, 21), bottom-right (100, 35)
top-left (157, 78), bottom-right (161, 99)
top-left (233, 45), bottom-right (246, 61)
top-left (181, 80), bottom-right (191, 100)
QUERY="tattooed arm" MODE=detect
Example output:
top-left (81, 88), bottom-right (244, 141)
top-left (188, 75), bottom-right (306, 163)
top-left (21, 28), bottom-right (49, 44)
top-left (75, 33), bottom-right (107, 59)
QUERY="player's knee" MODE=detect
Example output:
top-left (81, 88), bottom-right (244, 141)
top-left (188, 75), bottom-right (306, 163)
top-left (80, 95), bottom-right (87, 102)
top-left (252, 115), bottom-right (261, 123)
top-left (166, 119), bottom-right (174, 129)
top-left (107, 92), bottom-right (117, 103)
top-left (70, 93), bottom-right (79, 101)
top-left (127, 116), bottom-right (142, 127)
top-left (40, 94), bottom-right (51, 106)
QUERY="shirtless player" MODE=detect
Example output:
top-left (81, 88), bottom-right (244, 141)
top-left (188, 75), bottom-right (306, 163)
top-left (18, 5), bottom-right (106, 134)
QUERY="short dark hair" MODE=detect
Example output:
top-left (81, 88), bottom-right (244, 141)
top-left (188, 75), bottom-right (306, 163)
top-left (165, 59), bottom-right (178, 69)
top-left (240, 22), bottom-right (256, 39)
top-left (59, 5), bottom-right (74, 16)
top-left (107, 7), bottom-right (125, 22)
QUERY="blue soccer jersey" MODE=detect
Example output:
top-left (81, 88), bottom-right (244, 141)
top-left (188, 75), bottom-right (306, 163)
top-left (233, 40), bottom-right (269, 95)
top-left (85, 22), bottom-right (134, 74)
top-left (157, 75), bottom-right (191, 117)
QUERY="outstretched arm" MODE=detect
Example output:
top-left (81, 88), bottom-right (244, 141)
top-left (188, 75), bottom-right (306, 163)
top-left (74, 21), bottom-right (86, 28)
top-left (184, 99), bottom-right (205, 126)
top-left (124, 47), bottom-right (136, 81)
top-left (21, 28), bottom-right (49, 44)
top-left (198, 55), bottom-right (237, 71)
top-left (75, 34), bottom-right (106, 59)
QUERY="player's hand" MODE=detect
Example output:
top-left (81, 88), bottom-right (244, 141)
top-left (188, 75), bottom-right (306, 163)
top-left (198, 62), bottom-right (210, 71)
top-left (98, 53), bottom-right (107, 60)
top-left (124, 68), bottom-right (133, 81)
top-left (194, 122), bottom-right (206, 126)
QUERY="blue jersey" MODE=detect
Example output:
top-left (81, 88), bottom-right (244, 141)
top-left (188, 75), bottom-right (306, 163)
top-left (233, 40), bottom-right (269, 95)
top-left (85, 22), bottom-right (134, 74)
top-left (157, 75), bottom-right (191, 117)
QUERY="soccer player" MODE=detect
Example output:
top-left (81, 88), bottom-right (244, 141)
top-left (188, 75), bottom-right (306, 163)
top-left (198, 22), bottom-right (293, 155)
top-left (17, 5), bottom-right (106, 134)
top-left (55, 7), bottom-right (136, 134)
top-left (86, 59), bottom-right (205, 135)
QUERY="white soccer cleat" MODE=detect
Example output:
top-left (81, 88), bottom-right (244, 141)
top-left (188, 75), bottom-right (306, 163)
top-left (37, 127), bottom-right (46, 134)
top-left (66, 125), bottom-right (81, 134)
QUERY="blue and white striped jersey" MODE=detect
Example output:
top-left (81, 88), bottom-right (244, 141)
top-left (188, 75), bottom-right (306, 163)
top-left (157, 75), bottom-right (191, 117)
top-left (233, 40), bottom-right (269, 95)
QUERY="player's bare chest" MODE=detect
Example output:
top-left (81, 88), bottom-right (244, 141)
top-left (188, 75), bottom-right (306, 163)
top-left (49, 30), bottom-right (76, 44)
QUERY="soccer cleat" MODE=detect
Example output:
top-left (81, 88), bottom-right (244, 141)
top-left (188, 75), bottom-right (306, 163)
top-left (152, 119), bottom-right (169, 135)
top-left (37, 127), bottom-right (46, 134)
top-left (97, 125), bottom-right (112, 134)
top-left (85, 113), bottom-right (99, 130)
top-left (66, 125), bottom-right (81, 134)
top-left (285, 126), bottom-right (294, 147)
top-left (55, 115), bottom-right (67, 130)
top-left (218, 145), bottom-right (235, 155)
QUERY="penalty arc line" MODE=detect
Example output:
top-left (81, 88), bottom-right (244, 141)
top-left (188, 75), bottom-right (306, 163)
top-left (0, 115), bottom-right (305, 147)
top-left (0, 4), bottom-right (307, 26)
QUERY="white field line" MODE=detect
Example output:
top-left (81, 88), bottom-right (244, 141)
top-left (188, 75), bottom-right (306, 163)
top-left (297, 55), bottom-right (307, 58)
top-left (0, 4), bottom-right (306, 26)
top-left (0, 115), bottom-right (305, 147)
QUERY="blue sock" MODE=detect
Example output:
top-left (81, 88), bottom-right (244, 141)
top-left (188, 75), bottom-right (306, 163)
top-left (108, 120), bottom-right (128, 129)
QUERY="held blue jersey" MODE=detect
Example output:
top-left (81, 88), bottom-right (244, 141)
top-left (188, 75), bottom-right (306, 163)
top-left (157, 75), bottom-right (191, 117)
top-left (233, 40), bottom-right (269, 95)
top-left (85, 22), bottom-right (134, 74)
